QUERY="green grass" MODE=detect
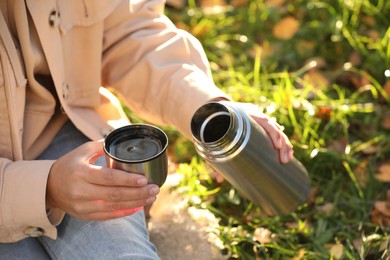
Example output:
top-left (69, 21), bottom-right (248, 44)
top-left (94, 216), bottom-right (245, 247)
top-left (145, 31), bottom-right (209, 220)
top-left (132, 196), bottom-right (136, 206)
top-left (129, 0), bottom-right (390, 259)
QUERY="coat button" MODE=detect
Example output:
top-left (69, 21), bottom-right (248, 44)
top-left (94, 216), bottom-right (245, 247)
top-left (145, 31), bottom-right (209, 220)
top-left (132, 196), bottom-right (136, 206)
top-left (49, 9), bottom-right (60, 27)
top-left (62, 83), bottom-right (69, 100)
top-left (60, 106), bottom-right (67, 115)
top-left (24, 226), bottom-right (45, 237)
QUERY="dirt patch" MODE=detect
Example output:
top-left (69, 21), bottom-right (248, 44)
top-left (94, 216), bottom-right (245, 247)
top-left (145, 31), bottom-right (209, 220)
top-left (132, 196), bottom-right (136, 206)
top-left (148, 174), bottom-right (226, 260)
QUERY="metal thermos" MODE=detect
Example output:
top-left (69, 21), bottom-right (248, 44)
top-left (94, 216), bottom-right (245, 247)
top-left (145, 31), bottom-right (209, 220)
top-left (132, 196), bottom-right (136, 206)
top-left (191, 101), bottom-right (310, 215)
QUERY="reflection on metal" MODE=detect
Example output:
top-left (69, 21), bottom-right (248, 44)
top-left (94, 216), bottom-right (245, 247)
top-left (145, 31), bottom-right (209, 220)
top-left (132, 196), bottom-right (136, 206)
top-left (191, 101), bottom-right (310, 215)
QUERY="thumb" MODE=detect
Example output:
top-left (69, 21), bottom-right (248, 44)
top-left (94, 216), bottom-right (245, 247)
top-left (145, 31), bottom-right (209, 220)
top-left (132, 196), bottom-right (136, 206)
top-left (79, 140), bottom-right (107, 165)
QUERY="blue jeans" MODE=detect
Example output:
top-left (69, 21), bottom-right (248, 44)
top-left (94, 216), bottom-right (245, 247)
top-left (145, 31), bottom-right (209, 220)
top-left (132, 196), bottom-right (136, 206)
top-left (0, 121), bottom-right (160, 259)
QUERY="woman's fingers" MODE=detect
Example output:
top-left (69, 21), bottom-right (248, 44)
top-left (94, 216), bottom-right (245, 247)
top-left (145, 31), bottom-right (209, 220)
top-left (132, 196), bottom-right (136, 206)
top-left (85, 166), bottom-right (149, 187)
top-left (46, 140), bottom-right (161, 221)
top-left (84, 207), bottom-right (144, 221)
top-left (232, 102), bottom-right (294, 164)
top-left (278, 132), bottom-right (294, 163)
top-left (69, 195), bottom-right (157, 218)
top-left (76, 141), bottom-right (155, 188)
top-left (251, 116), bottom-right (283, 148)
top-left (69, 182), bottom-right (160, 203)
top-left (252, 115), bottom-right (293, 163)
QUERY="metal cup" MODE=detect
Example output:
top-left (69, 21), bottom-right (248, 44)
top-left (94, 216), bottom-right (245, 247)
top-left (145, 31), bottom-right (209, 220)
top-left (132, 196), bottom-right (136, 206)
top-left (103, 124), bottom-right (168, 187)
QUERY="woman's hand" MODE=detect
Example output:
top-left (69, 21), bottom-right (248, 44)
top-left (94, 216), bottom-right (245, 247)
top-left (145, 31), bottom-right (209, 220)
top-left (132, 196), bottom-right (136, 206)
top-left (233, 102), bottom-right (294, 164)
top-left (46, 140), bottom-right (160, 221)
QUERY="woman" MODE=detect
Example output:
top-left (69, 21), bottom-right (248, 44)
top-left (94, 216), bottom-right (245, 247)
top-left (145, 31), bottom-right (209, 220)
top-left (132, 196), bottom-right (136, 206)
top-left (0, 0), bottom-right (293, 259)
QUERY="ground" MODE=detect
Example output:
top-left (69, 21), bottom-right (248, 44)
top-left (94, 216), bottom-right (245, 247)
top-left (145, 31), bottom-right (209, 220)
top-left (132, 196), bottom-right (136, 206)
top-left (148, 173), bottom-right (226, 260)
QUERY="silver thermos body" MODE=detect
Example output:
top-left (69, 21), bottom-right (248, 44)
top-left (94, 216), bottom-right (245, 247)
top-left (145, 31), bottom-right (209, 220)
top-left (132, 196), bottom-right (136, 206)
top-left (191, 101), bottom-right (310, 215)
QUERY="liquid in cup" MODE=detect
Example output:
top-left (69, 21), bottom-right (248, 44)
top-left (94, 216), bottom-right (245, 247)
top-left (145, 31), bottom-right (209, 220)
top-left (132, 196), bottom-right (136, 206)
top-left (104, 124), bottom-right (168, 187)
top-left (108, 137), bottom-right (163, 161)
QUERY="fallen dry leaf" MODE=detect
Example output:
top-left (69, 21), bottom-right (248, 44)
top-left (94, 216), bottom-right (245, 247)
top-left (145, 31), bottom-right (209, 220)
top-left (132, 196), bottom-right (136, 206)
top-left (370, 190), bottom-right (390, 226)
top-left (317, 202), bottom-right (334, 215)
top-left (303, 70), bottom-right (329, 89)
top-left (316, 106), bottom-right (332, 122)
top-left (348, 51), bottom-right (362, 67)
top-left (375, 162), bottom-right (390, 182)
top-left (329, 243), bottom-right (344, 260)
top-left (327, 137), bottom-right (347, 154)
top-left (381, 114), bottom-right (390, 130)
top-left (265, 0), bottom-right (285, 8)
top-left (361, 145), bottom-right (380, 155)
top-left (231, 0), bottom-right (248, 7)
top-left (350, 73), bottom-right (371, 89)
top-left (383, 80), bottom-right (390, 98)
top-left (374, 201), bottom-right (390, 217)
top-left (370, 207), bottom-right (390, 226)
top-left (353, 159), bottom-right (369, 187)
top-left (361, 15), bottom-right (377, 26)
top-left (199, 0), bottom-right (226, 8)
top-left (367, 30), bottom-right (380, 41)
top-left (272, 16), bottom-right (300, 40)
top-left (379, 239), bottom-right (389, 252)
top-left (166, 0), bottom-right (186, 9)
top-left (253, 227), bottom-right (274, 244)
top-left (307, 187), bottom-right (319, 205)
top-left (353, 238), bottom-right (363, 253)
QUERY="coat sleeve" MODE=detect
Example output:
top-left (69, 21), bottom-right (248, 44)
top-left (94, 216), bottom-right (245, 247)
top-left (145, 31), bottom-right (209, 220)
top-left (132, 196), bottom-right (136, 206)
top-left (0, 159), bottom-right (64, 242)
top-left (101, 0), bottom-right (230, 138)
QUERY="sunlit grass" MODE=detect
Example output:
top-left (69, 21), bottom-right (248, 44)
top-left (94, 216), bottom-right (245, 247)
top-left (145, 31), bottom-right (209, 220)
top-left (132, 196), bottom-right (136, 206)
top-left (121, 0), bottom-right (390, 258)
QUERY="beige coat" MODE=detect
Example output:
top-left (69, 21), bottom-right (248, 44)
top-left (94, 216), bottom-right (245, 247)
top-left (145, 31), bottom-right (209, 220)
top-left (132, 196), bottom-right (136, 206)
top-left (0, 0), bottom-right (228, 242)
